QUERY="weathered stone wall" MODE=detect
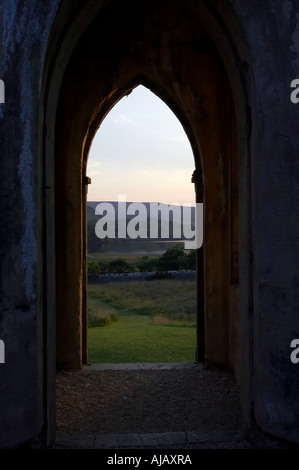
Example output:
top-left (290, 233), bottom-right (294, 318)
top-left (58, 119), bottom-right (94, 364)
top-left (229, 0), bottom-right (299, 445)
top-left (0, 0), bottom-right (299, 449)
top-left (0, 0), bottom-right (61, 448)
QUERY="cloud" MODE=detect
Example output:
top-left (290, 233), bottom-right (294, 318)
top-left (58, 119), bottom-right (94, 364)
top-left (111, 112), bottom-right (188, 144)
top-left (113, 114), bottom-right (135, 124)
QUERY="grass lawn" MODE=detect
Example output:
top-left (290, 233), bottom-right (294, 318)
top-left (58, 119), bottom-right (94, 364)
top-left (87, 279), bottom-right (197, 363)
top-left (88, 313), bottom-right (196, 363)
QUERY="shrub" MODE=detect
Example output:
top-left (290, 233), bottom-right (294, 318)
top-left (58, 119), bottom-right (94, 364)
top-left (88, 260), bottom-right (101, 274)
top-left (107, 257), bottom-right (133, 273)
top-left (137, 256), bottom-right (157, 272)
top-left (88, 311), bottom-right (119, 328)
top-left (97, 260), bottom-right (109, 273)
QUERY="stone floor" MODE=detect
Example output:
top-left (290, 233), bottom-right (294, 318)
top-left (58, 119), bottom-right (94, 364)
top-left (54, 362), bottom-right (255, 450)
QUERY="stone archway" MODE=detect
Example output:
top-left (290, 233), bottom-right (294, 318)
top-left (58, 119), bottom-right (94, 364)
top-left (41, 0), bottom-right (251, 445)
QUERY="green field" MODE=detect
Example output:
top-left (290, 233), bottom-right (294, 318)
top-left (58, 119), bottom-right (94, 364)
top-left (87, 279), bottom-right (197, 363)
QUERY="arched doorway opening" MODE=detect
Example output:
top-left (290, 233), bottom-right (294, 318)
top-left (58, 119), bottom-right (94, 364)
top-left (54, 12), bottom-right (239, 369)
top-left (86, 84), bottom-right (198, 365)
top-left (41, 0), bottom-right (251, 444)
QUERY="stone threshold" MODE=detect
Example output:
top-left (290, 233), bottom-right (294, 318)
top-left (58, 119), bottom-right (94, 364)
top-left (54, 430), bottom-right (249, 449)
top-left (83, 362), bottom-right (202, 371)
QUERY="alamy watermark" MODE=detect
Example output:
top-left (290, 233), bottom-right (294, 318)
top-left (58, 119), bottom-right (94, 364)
top-left (94, 195), bottom-right (203, 249)
top-left (290, 79), bottom-right (299, 103)
top-left (0, 79), bottom-right (5, 103)
top-left (0, 340), bottom-right (5, 364)
top-left (290, 339), bottom-right (299, 363)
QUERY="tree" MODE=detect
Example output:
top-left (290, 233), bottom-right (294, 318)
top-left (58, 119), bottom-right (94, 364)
top-left (156, 244), bottom-right (188, 271)
top-left (185, 249), bottom-right (196, 269)
top-left (107, 257), bottom-right (133, 273)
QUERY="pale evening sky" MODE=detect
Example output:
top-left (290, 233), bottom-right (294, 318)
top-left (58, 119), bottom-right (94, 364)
top-left (87, 85), bottom-right (195, 206)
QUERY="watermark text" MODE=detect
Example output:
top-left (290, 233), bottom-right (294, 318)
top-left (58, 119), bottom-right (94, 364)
top-left (0, 79), bottom-right (4, 103)
top-left (0, 340), bottom-right (5, 364)
top-left (290, 339), bottom-right (299, 363)
top-left (290, 79), bottom-right (299, 103)
top-left (94, 195), bottom-right (203, 249)
top-left (107, 453), bottom-right (192, 467)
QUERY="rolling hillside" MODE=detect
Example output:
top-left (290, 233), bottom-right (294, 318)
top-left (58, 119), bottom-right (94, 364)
top-left (87, 201), bottom-right (195, 254)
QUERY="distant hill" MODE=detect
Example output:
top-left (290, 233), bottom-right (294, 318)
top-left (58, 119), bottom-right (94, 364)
top-left (86, 201), bottom-right (196, 254)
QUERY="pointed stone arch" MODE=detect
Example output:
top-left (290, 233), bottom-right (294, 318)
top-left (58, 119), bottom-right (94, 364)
top-left (81, 79), bottom-right (204, 364)
top-left (40, 0), bottom-right (252, 444)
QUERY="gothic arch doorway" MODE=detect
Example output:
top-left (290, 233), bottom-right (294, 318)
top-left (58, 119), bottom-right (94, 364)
top-left (85, 83), bottom-right (198, 365)
top-left (41, 0), bottom-right (252, 444)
